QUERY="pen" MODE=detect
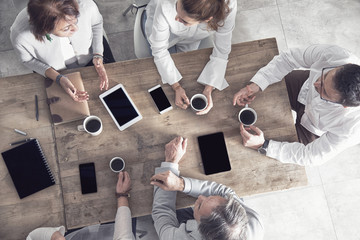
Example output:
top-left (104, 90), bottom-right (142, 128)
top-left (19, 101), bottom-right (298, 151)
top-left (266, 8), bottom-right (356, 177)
top-left (14, 129), bottom-right (27, 136)
top-left (35, 95), bottom-right (39, 121)
top-left (10, 138), bottom-right (33, 146)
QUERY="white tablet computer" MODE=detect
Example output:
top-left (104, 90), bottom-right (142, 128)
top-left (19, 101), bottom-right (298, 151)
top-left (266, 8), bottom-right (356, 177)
top-left (99, 84), bottom-right (142, 131)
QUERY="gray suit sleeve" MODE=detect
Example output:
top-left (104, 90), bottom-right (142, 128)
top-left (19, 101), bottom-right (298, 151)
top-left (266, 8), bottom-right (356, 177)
top-left (182, 177), bottom-right (236, 199)
top-left (152, 163), bottom-right (264, 240)
top-left (152, 162), bottom-right (191, 240)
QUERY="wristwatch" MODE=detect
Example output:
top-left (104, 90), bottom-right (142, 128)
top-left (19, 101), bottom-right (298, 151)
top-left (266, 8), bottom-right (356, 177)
top-left (258, 139), bottom-right (269, 155)
top-left (115, 192), bottom-right (130, 198)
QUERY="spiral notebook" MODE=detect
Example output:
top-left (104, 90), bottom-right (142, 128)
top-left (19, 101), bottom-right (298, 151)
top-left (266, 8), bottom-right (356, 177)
top-left (1, 139), bottom-right (55, 199)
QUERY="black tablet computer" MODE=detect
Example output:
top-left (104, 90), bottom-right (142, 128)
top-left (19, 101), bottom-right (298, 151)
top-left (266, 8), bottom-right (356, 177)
top-left (197, 132), bottom-right (231, 175)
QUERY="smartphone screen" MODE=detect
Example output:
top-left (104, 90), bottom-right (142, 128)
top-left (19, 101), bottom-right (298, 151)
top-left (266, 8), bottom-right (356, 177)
top-left (79, 163), bottom-right (97, 194)
top-left (148, 85), bottom-right (172, 114)
top-left (198, 132), bottom-right (231, 175)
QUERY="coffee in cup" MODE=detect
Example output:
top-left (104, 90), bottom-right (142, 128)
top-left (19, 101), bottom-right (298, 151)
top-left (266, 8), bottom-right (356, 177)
top-left (109, 157), bottom-right (125, 172)
top-left (77, 115), bottom-right (103, 136)
top-left (190, 94), bottom-right (208, 111)
top-left (238, 104), bottom-right (257, 126)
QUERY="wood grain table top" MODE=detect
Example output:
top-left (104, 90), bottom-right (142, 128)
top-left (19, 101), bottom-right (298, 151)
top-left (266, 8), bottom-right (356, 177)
top-left (0, 38), bottom-right (307, 236)
top-left (55, 38), bottom-right (307, 229)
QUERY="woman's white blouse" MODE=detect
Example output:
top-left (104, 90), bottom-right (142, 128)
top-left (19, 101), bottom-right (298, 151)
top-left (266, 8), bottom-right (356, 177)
top-left (145, 0), bottom-right (237, 90)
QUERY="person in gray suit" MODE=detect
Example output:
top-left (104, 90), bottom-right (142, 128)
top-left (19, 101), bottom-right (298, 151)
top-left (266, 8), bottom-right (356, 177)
top-left (150, 136), bottom-right (264, 240)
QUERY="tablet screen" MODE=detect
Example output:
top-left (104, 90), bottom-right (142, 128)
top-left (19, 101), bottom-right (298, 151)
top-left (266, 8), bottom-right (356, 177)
top-left (198, 132), bottom-right (231, 175)
top-left (102, 87), bottom-right (139, 127)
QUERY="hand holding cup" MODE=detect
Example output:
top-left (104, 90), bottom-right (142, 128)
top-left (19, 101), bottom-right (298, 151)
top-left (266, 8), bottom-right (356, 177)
top-left (116, 171), bottom-right (131, 194)
top-left (240, 124), bottom-right (265, 149)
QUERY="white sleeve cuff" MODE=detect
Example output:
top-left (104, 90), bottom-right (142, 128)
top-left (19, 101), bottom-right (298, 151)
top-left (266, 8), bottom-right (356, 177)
top-left (155, 162), bottom-right (180, 175)
top-left (197, 56), bottom-right (229, 90)
top-left (182, 177), bottom-right (192, 194)
top-left (160, 162), bottom-right (179, 169)
top-left (26, 226), bottom-right (65, 240)
top-left (154, 55), bottom-right (182, 85)
top-left (266, 139), bottom-right (282, 161)
top-left (250, 77), bottom-right (270, 91)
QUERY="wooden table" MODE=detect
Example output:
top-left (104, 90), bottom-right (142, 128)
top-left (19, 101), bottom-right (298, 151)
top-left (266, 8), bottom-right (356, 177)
top-left (0, 74), bottom-right (65, 240)
top-left (0, 38), bottom-right (307, 238)
top-left (55, 38), bottom-right (307, 229)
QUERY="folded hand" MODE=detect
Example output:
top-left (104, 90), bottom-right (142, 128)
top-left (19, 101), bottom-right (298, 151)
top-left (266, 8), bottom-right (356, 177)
top-left (150, 170), bottom-right (184, 192)
top-left (60, 76), bottom-right (89, 102)
top-left (165, 136), bottom-right (187, 163)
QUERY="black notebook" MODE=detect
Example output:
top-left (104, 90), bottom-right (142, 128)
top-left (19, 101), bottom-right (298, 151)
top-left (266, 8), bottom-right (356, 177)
top-left (1, 139), bottom-right (55, 199)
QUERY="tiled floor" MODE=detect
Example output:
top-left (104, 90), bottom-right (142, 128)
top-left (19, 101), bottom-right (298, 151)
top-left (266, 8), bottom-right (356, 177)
top-left (1, 0), bottom-right (360, 239)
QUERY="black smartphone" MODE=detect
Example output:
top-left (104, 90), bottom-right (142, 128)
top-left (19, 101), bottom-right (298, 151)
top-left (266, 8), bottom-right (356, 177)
top-left (148, 84), bottom-right (173, 114)
top-left (79, 163), bottom-right (97, 194)
top-left (197, 132), bottom-right (231, 175)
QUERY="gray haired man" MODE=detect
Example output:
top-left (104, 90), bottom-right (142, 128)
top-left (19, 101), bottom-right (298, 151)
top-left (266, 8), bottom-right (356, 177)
top-left (150, 136), bottom-right (264, 240)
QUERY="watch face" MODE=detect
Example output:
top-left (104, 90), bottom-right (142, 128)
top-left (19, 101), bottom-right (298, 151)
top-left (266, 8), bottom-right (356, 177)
top-left (258, 148), bottom-right (267, 155)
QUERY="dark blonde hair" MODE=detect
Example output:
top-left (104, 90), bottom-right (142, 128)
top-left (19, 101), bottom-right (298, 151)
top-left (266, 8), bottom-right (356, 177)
top-left (28, 0), bottom-right (80, 41)
top-left (181, 0), bottom-right (230, 31)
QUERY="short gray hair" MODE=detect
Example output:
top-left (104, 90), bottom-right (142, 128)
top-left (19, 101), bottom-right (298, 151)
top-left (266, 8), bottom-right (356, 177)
top-left (198, 195), bottom-right (248, 240)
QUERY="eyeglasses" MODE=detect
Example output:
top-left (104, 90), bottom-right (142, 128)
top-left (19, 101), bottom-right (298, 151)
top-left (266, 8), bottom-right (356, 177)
top-left (320, 66), bottom-right (343, 105)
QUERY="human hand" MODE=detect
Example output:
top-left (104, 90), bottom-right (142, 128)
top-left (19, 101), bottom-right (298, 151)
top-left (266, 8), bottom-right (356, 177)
top-left (233, 83), bottom-right (260, 106)
top-left (165, 136), bottom-right (188, 163)
top-left (150, 170), bottom-right (184, 191)
top-left (51, 231), bottom-right (65, 240)
top-left (239, 123), bottom-right (265, 149)
top-left (93, 57), bottom-right (109, 91)
top-left (197, 85), bottom-right (214, 115)
top-left (172, 83), bottom-right (190, 109)
top-left (116, 171), bottom-right (131, 194)
top-left (59, 76), bottom-right (89, 102)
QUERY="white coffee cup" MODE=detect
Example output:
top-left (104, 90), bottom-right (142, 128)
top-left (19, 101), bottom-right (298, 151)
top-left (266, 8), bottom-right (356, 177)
top-left (109, 157), bottom-right (125, 173)
top-left (190, 94), bottom-right (208, 111)
top-left (77, 115), bottom-right (103, 136)
top-left (238, 104), bottom-right (257, 126)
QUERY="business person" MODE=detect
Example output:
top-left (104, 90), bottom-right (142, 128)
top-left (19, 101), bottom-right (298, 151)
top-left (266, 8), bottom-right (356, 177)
top-left (11, 0), bottom-right (115, 102)
top-left (145, 0), bottom-right (237, 115)
top-left (150, 136), bottom-right (264, 240)
top-left (26, 171), bottom-right (135, 240)
top-left (233, 44), bottom-right (360, 166)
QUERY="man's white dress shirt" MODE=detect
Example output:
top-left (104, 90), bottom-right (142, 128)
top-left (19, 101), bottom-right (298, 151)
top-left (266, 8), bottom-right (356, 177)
top-left (250, 45), bottom-right (360, 166)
